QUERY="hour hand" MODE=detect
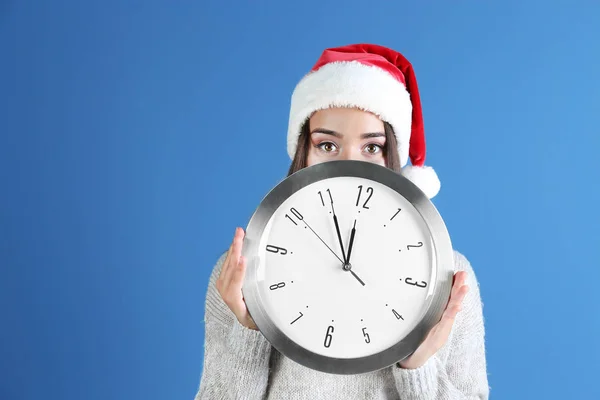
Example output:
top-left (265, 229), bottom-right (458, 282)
top-left (346, 219), bottom-right (357, 265)
top-left (343, 219), bottom-right (365, 286)
top-left (332, 205), bottom-right (347, 264)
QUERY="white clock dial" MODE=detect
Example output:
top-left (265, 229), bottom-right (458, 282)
top-left (255, 176), bottom-right (435, 360)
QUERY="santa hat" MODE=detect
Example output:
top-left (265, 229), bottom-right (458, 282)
top-left (287, 43), bottom-right (440, 199)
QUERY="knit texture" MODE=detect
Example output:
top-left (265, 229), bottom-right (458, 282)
top-left (194, 250), bottom-right (489, 399)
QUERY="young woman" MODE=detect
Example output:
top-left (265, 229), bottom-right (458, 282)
top-left (195, 43), bottom-right (489, 399)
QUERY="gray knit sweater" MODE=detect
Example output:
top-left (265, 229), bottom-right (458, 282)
top-left (194, 250), bottom-right (489, 399)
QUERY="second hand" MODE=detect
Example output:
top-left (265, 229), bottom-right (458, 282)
top-left (301, 219), bottom-right (344, 264)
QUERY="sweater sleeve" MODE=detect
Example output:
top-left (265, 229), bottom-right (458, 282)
top-left (391, 251), bottom-right (490, 399)
top-left (194, 252), bottom-right (272, 400)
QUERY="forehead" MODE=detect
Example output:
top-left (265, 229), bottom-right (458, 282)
top-left (309, 108), bottom-right (385, 138)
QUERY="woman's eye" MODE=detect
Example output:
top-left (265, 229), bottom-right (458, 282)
top-left (318, 142), bottom-right (337, 152)
top-left (365, 144), bottom-right (382, 154)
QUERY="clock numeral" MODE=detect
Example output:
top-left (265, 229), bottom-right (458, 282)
top-left (290, 311), bottom-right (304, 325)
top-left (406, 241), bottom-right (423, 250)
top-left (285, 207), bottom-right (303, 226)
top-left (390, 208), bottom-right (401, 221)
top-left (362, 327), bottom-right (371, 343)
top-left (266, 244), bottom-right (288, 255)
top-left (324, 325), bottom-right (334, 348)
top-left (356, 185), bottom-right (374, 209)
top-left (392, 309), bottom-right (404, 320)
top-left (317, 189), bottom-right (333, 207)
top-left (269, 281), bottom-right (286, 290)
top-left (403, 277), bottom-right (428, 288)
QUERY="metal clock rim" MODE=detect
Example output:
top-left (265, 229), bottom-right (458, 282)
top-left (242, 160), bottom-right (454, 375)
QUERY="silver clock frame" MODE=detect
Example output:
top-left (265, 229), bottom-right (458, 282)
top-left (241, 160), bottom-right (454, 375)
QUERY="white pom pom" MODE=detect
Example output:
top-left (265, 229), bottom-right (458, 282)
top-left (402, 165), bottom-right (441, 199)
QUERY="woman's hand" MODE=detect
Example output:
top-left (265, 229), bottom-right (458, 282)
top-left (216, 227), bottom-right (258, 330)
top-left (398, 271), bottom-right (469, 369)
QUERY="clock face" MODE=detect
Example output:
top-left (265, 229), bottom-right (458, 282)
top-left (254, 175), bottom-right (435, 360)
top-left (242, 160), bottom-right (453, 374)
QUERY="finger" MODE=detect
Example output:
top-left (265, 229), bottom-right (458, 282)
top-left (230, 254), bottom-right (247, 290)
top-left (444, 284), bottom-right (469, 320)
top-left (450, 271), bottom-right (467, 298)
top-left (228, 255), bottom-right (249, 317)
top-left (219, 227), bottom-right (241, 276)
top-left (222, 227), bottom-right (245, 288)
top-left (218, 238), bottom-right (234, 281)
top-left (218, 227), bottom-right (244, 295)
top-left (446, 271), bottom-right (465, 307)
top-left (428, 285), bottom-right (469, 346)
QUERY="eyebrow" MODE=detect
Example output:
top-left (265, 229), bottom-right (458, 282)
top-left (310, 128), bottom-right (386, 139)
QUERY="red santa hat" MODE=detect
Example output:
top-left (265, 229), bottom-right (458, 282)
top-left (287, 43), bottom-right (440, 199)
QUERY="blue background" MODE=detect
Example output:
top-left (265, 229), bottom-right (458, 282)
top-left (1, 1), bottom-right (599, 399)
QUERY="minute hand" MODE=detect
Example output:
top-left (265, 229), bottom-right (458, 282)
top-left (331, 202), bottom-right (347, 264)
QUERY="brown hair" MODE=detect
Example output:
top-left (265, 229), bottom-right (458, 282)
top-left (287, 120), bottom-right (401, 176)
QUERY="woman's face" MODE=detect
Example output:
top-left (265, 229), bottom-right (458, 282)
top-left (306, 107), bottom-right (387, 168)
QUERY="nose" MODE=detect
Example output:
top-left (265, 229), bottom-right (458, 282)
top-left (339, 147), bottom-right (362, 161)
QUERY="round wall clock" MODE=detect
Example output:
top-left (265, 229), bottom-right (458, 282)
top-left (241, 160), bottom-right (454, 375)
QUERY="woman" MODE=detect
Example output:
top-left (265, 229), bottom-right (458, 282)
top-left (195, 43), bottom-right (489, 399)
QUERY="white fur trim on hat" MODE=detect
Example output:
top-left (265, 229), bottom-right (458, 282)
top-left (287, 61), bottom-right (413, 166)
top-left (402, 165), bottom-right (440, 199)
